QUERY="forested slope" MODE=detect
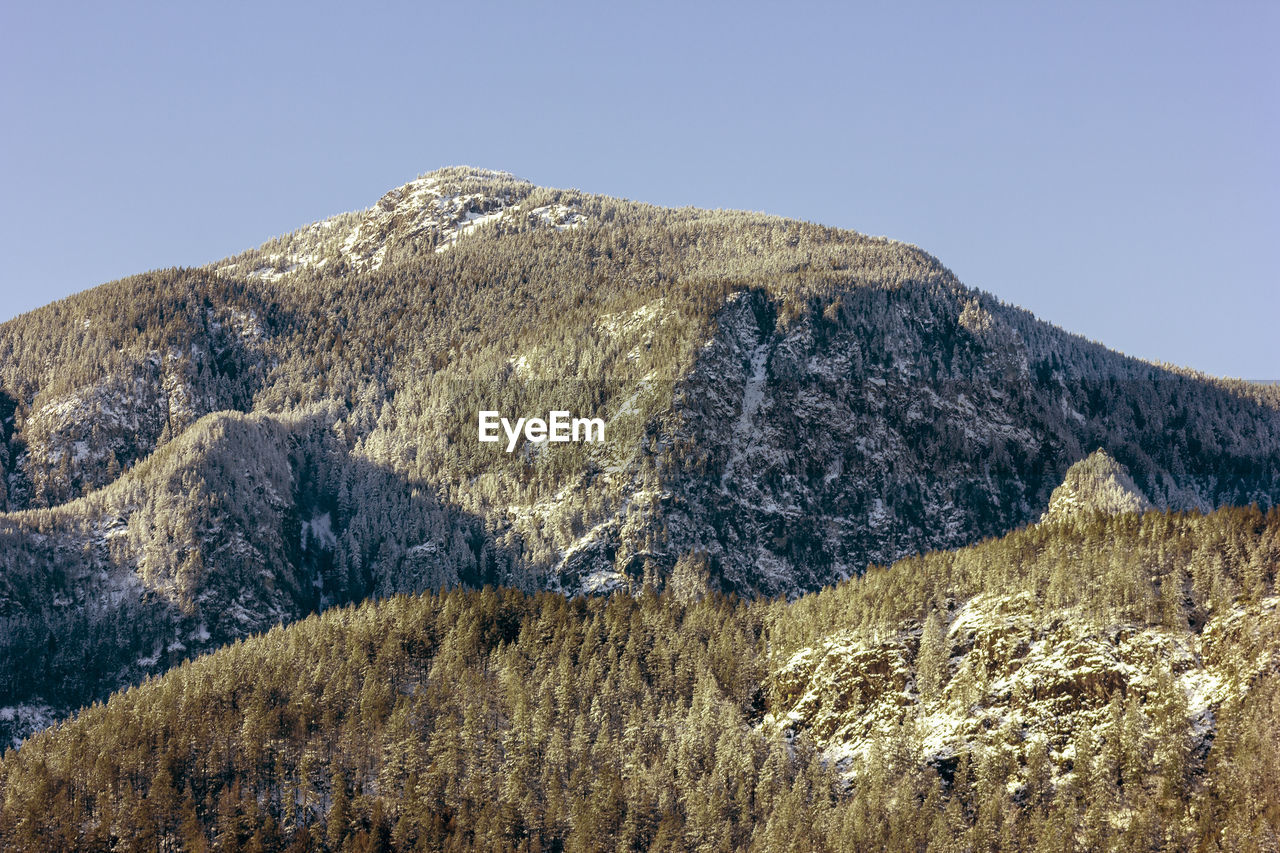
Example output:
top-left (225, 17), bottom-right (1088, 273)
top-left (1, 503), bottom-right (1276, 851)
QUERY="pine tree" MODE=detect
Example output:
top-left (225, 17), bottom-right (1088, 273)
top-left (916, 609), bottom-right (949, 702)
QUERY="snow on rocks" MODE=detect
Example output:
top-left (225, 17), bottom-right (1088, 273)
top-left (214, 167), bottom-right (590, 281)
top-left (765, 593), bottom-right (1280, 787)
top-left (0, 704), bottom-right (58, 750)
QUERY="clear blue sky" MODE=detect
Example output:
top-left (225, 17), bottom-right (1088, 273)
top-left (2, 1), bottom-right (1275, 377)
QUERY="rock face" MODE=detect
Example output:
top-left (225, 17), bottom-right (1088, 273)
top-left (767, 590), bottom-right (1280, 788)
top-left (4, 304), bottom-right (268, 508)
top-left (568, 286), bottom-right (1280, 597)
top-left (1040, 449), bottom-right (1153, 523)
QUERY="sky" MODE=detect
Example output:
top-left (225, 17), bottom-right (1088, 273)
top-left (1, 1), bottom-right (1276, 378)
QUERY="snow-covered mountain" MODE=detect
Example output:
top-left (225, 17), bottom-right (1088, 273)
top-left (1, 166), bottom-right (1279, 745)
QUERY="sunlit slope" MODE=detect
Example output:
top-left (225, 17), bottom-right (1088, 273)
top-left (2, 503), bottom-right (1276, 850)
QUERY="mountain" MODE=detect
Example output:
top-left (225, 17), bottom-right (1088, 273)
top-left (2, 167), bottom-right (1280, 746)
top-left (1, 503), bottom-right (1275, 850)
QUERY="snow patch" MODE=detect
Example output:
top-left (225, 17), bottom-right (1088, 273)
top-left (301, 512), bottom-right (336, 552)
top-left (720, 343), bottom-right (769, 490)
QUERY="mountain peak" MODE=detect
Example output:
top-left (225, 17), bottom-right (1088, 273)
top-left (1041, 449), bottom-right (1153, 523)
top-left (214, 166), bottom-right (582, 280)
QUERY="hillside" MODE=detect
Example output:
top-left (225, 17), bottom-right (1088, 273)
top-left (1, 504), bottom-right (1276, 850)
top-left (1039, 448), bottom-right (1153, 522)
top-left (2, 167), bottom-right (1280, 744)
